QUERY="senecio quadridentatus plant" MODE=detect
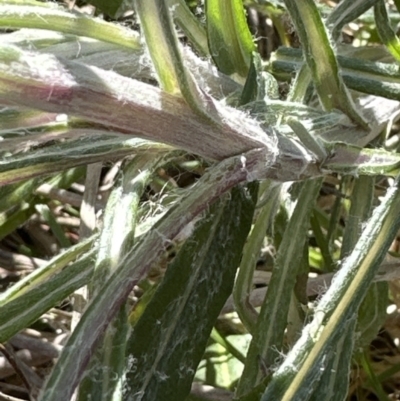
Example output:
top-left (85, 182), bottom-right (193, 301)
top-left (1, 0), bottom-right (400, 401)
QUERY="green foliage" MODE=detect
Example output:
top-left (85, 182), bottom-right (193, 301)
top-left (124, 185), bottom-right (256, 401)
top-left (206, 0), bottom-right (254, 77)
top-left (85, 0), bottom-right (124, 17)
top-left (0, 1), bottom-right (399, 401)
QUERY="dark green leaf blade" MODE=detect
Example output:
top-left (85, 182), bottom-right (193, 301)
top-left (206, 0), bottom-right (255, 77)
top-left (123, 184), bottom-right (257, 401)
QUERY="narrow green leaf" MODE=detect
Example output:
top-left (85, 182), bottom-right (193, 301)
top-left (233, 180), bottom-right (281, 333)
top-left (287, 118), bottom-right (327, 160)
top-left (78, 154), bottom-right (170, 401)
top-left (271, 46), bottom-right (400, 102)
top-left (359, 351), bottom-right (391, 401)
top-left (341, 175), bottom-right (374, 258)
top-left (310, 211), bottom-right (334, 271)
top-left (342, 176), bottom-right (388, 354)
top-left (196, 335), bottom-right (251, 389)
top-left (210, 328), bottom-right (247, 365)
top-left (0, 136), bottom-right (170, 185)
top-left (0, 108), bottom-right (59, 133)
top-left (356, 282), bottom-right (388, 348)
top-left (0, 248), bottom-right (95, 343)
top-left (0, 236), bottom-right (95, 307)
top-left (309, 175), bottom-right (374, 401)
top-left (240, 54), bottom-right (260, 105)
top-left (240, 52), bottom-right (279, 106)
top-left (286, 63), bottom-right (312, 104)
top-left (313, 207), bottom-right (344, 243)
top-left (282, 0), bottom-right (368, 127)
top-left (134, 0), bottom-right (180, 94)
top-left (123, 185), bottom-right (256, 401)
top-left (326, 183), bottom-right (343, 261)
top-left (0, 179), bottom-right (41, 213)
top-left (0, 4), bottom-right (140, 50)
top-left (236, 178), bottom-right (323, 396)
top-left (308, 321), bottom-right (356, 401)
top-left (327, 0), bottom-right (379, 41)
top-left (374, 0), bottom-right (400, 62)
top-left (168, 0), bottom-right (209, 57)
top-left (376, 361), bottom-right (400, 383)
top-left (261, 174), bottom-right (400, 400)
top-left (135, 0), bottom-right (218, 122)
top-left (0, 201), bottom-right (36, 241)
top-left (206, 0), bottom-right (255, 77)
top-left (322, 142), bottom-right (400, 176)
top-left (78, 305), bottom-right (129, 401)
